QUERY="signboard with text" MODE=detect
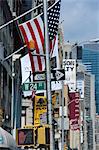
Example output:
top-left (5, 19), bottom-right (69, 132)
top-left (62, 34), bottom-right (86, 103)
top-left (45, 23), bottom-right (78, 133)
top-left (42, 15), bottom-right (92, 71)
top-left (51, 69), bottom-right (65, 81)
top-left (33, 69), bottom-right (65, 81)
top-left (63, 59), bottom-right (76, 92)
top-left (22, 82), bottom-right (46, 91)
top-left (34, 96), bottom-right (47, 125)
top-left (68, 92), bottom-right (80, 130)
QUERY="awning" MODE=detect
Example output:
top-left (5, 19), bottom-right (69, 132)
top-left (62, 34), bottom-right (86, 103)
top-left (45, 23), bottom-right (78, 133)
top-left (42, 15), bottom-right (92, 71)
top-left (0, 127), bottom-right (17, 149)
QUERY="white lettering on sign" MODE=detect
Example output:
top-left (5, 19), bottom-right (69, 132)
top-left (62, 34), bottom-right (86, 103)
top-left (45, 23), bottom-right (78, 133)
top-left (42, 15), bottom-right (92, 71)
top-left (65, 67), bottom-right (74, 71)
top-left (29, 83), bottom-right (37, 90)
top-left (63, 60), bottom-right (75, 66)
top-left (35, 74), bottom-right (45, 80)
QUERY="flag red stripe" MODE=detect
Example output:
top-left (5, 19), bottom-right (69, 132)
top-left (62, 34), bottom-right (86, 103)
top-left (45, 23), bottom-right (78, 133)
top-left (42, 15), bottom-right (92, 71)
top-left (19, 25), bottom-right (29, 47)
top-left (34, 19), bottom-right (46, 67)
top-left (19, 25), bottom-right (35, 72)
top-left (34, 19), bottom-right (44, 52)
top-left (27, 22), bottom-right (42, 71)
top-left (50, 41), bottom-right (52, 53)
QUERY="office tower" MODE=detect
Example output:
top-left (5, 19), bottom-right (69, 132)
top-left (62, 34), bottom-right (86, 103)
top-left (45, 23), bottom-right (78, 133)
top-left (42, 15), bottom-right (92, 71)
top-left (82, 43), bottom-right (99, 114)
top-left (77, 64), bottom-right (96, 150)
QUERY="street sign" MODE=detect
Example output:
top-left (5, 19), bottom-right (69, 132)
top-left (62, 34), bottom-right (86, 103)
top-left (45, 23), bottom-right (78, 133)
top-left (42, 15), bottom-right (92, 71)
top-left (22, 82), bottom-right (46, 91)
top-left (33, 69), bottom-right (65, 81)
top-left (33, 71), bottom-right (45, 81)
top-left (51, 69), bottom-right (65, 81)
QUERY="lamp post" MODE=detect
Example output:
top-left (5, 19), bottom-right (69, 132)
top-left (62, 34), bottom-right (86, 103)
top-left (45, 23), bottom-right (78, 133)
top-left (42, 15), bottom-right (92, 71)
top-left (11, 54), bottom-right (21, 139)
top-left (43, 0), bottom-right (54, 149)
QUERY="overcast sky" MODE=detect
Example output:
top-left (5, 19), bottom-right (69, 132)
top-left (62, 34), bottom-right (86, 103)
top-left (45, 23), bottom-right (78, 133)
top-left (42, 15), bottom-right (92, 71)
top-left (60, 0), bottom-right (99, 43)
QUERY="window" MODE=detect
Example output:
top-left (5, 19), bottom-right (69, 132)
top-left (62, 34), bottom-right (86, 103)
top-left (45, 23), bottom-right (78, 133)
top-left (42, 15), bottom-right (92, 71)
top-left (77, 46), bottom-right (82, 59)
top-left (69, 51), bottom-right (72, 59)
top-left (65, 51), bottom-right (67, 59)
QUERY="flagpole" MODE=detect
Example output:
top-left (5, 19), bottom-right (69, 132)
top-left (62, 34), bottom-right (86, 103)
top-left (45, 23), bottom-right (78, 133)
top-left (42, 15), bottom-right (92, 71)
top-left (43, 0), bottom-right (54, 150)
top-left (0, 3), bottom-right (43, 30)
top-left (2, 45), bottom-right (26, 61)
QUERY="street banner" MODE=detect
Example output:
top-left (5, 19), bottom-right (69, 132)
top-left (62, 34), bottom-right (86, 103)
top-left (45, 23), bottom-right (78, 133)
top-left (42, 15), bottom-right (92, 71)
top-left (63, 59), bottom-right (76, 92)
top-left (51, 35), bottom-right (62, 90)
top-left (20, 54), bottom-right (32, 84)
top-left (68, 92), bottom-right (80, 130)
top-left (21, 54), bottom-right (34, 97)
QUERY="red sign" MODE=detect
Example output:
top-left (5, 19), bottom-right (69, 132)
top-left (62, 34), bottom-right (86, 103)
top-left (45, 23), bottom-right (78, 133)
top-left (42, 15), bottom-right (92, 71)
top-left (68, 92), bottom-right (80, 130)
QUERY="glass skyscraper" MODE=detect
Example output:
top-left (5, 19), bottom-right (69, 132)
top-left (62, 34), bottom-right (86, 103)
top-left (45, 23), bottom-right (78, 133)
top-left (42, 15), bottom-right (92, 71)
top-left (82, 43), bottom-right (99, 114)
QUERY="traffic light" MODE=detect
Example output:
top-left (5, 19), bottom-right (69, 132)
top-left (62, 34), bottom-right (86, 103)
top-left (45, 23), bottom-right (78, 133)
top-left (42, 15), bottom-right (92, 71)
top-left (38, 126), bottom-right (50, 145)
top-left (16, 128), bottom-right (34, 146)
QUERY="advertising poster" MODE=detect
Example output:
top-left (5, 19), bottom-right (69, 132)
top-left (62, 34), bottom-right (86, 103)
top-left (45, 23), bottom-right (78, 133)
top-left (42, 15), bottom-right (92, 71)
top-left (34, 96), bottom-right (47, 125)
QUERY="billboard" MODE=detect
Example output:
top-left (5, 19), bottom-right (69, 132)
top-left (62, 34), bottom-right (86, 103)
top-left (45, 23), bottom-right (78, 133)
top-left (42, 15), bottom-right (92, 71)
top-left (63, 59), bottom-right (76, 92)
top-left (68, 92), bottom-right (80, 130)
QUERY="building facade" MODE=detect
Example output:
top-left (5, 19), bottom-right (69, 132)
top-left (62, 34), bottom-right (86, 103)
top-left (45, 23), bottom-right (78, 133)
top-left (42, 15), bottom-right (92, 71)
top-left (82, 43), bottom-right (99, 114)
top-left (63, 42), bottom-right (96, 150)
top-left (95, 115), bottom-right (99, 150)
top-left (0, 0), bottom-right (24, 133)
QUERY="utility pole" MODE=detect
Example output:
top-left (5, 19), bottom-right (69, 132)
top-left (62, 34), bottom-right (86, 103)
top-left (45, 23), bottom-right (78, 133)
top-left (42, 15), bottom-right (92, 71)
top-left (43, 0), bottom-right (54, 150)
top-left (61, 81), bottom-right (64, 150)
top-left (3, 54), bottom-right (21, 138)
top-left (11, 57), bottom-right (14, 134)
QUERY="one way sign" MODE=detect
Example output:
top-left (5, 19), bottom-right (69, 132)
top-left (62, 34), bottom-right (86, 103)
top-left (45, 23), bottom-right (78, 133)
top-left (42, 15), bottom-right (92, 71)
top-left (51, 69), bottom-right (65, 81)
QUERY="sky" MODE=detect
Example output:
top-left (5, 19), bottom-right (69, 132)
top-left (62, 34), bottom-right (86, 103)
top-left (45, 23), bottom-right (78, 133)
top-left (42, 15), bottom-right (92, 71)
top-left (60, 0), bottom-right (99, 43)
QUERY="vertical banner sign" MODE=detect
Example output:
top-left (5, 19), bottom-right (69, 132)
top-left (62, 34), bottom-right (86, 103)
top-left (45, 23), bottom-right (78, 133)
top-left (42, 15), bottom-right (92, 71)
top-left (63, 59), bottom-right (76, 92)
top-left (34, 96), bottom-right (47, 125)
top-left (21, 54), bottom-right (32, 84)
top-left (21, 54), bottom-right (33, 97)
top-left (68, 92), bottom-right (80, 130)
top-left (51, 35), bottom-right (62, 91)
top-left (33, 95), bottom-right (56, 125)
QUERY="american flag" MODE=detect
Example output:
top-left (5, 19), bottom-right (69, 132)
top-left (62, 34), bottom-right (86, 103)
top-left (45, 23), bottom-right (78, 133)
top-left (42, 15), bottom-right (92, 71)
top-left (19, 0), bottom-right (61, 72)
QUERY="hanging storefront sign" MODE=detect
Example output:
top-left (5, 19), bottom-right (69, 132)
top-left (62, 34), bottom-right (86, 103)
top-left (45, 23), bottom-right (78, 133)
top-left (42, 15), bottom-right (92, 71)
top-left (63, 59), bottom-right (76, 92)
top-left (68, 92), bottom-right (80, 130)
